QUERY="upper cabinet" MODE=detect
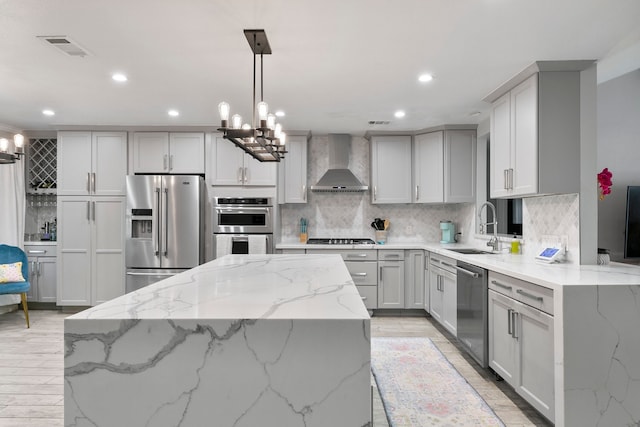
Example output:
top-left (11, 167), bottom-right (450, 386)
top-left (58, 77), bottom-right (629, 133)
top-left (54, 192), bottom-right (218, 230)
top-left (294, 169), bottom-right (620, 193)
top-left (485, 60), bottom-right (595, 198)
top-left (278, 134), bottom-right (309, 203)
top-left (211, 136), bottom-right (276, 186)
top-left (370, 136), bottom-right (412, 204)
top-left (132, 132), bottom-right (205, 174)
top-left (58, 131), bottom-right (127, 196)
top-left (413, 129), bottom-right (476, 203)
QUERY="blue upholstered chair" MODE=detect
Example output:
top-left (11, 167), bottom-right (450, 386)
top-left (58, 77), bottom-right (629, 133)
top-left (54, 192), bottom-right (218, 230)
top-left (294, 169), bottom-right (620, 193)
top-left (0, 244), bottom-right (30, 328)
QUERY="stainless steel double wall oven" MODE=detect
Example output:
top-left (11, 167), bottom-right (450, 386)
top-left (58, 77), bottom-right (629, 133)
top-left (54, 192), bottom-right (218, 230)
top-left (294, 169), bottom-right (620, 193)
top-left (213, 197), bottom-right (273, 258)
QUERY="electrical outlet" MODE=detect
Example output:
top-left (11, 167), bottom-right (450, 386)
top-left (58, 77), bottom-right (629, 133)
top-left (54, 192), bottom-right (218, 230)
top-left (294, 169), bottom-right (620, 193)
top-left (458, 227), bottom-right (463, 236)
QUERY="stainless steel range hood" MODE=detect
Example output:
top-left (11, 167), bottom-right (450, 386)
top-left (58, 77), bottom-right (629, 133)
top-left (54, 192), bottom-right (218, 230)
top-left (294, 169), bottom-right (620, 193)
top-left (310, 134), bottom-right (368, 192)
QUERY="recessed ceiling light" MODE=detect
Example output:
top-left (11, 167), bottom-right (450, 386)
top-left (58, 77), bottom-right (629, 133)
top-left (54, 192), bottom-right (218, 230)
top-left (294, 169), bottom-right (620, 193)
top-left (275, 110), bottom-right (285, 117)
top-left (112, 73), bottom-right (128, 82)
top-left (42, 109), bottom-right (55, 116)
top-left (470, 111), bottom-right (482, 117)
top-left (168, 110), bottom-right (179, 117)
top-left (394, 110), bottom-right (406, 118)
top-left (418, 73), bottom-right (434, 83)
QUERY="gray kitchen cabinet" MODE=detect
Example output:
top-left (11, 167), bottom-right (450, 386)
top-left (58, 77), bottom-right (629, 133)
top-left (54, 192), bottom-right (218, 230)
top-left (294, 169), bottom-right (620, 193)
top-left (57, 131), bottom-right (127, 196)
top-left (370, 136), bottom-right (412, 204)
top-left (413, 129), bottom-right (476, 203)
top-left (212, 137), bottom-right (276, 186)
top-left (306, 248), bottom-right (377, 309)
top-left (132, 132), bottom-right (205, 174)
top-left (488, 272), bottom-right (555, 423)
top-left (404, 250), bottom-right (425, 308)
top-left (57, 196), bottom-right (125, 306)
top-left (485, 61), bottom-right (593, 198)
top-left (378, 250), bottom-right (405, 308)
top-left (278, 134), bottom-right (308, 204)
top-left (423, 252), bottom-right (430, 313)
top-left (428, 253), bottom-right (457, 336)
top-left (24, 244), bottom-right (57, 303)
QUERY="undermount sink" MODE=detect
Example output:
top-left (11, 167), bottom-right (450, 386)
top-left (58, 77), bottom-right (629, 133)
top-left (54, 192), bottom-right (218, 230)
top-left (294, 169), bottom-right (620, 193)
top-left (448, 248), bottom-right (496, 255)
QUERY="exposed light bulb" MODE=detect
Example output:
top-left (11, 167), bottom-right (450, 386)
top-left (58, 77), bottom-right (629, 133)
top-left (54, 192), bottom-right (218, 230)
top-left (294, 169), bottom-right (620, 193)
top-left (395, 110), bottom-right (406, 118)
top-left (218, 101), bottom-right (230, 128)
top-left (42, 109), bottom-right (55, 116)
top-left (231, 114), bottom-right (242, 129)
top-left (266, 113), bottom-right (276, 130)
top-left (112, 73), bottom-right (128, 82)
top-left (242, 123), bottom-right (251, 130)
top-left (279, 132), bottom-right (286, 146)
top-left (257, 102), bottom-right (269, 121)
top-left (0, 138), bottom-right (8, 152)
top-left (168, 110), bottom-right (179, 117)
top-left (13, 134), bottom-right (24, 148)
top-left (275, 110), bottom-right (285, 117)
top-left (418, 73), bottom-right (433, 83)
top-left (274, 123), bottom-right (282, 139)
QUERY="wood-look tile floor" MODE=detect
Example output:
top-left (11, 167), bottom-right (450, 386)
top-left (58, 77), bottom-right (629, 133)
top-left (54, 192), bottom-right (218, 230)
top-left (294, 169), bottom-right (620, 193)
top-left (0, 310), bottom-right (551, 427)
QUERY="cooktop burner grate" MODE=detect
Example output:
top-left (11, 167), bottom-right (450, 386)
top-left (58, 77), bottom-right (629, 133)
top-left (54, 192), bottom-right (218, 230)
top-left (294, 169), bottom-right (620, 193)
top-left (306, 238), bottom-right (376, 245)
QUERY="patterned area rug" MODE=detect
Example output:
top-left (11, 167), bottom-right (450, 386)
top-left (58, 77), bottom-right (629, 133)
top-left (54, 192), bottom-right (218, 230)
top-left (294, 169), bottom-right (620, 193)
top-left (371, 337), bottom-right (504, 427)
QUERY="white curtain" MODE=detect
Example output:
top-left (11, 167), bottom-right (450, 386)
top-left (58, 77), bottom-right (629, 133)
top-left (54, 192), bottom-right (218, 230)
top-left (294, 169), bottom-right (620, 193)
top-left (0, 138), bottom-right (25, 248)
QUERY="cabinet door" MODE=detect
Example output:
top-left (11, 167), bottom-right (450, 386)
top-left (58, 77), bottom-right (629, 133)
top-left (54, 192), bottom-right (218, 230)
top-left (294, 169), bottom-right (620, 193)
top-left (413, 132), bottom-right (443, 203)
top-left (371, 136), bottom-right (412, 204)
top-left (57, 131), bottom-right (92, 196)
top-left (441, 270), bottom-right (457, 336)
top-left (26, 257), bottom-right (38, 301)
top-left (444, 130), bottom-right (476, 203)
top-left (212, 137), bottom-right (244, 185)
top-left (405, 250), bottom-right (424, 308)
top-left (516, 300), bottom-right (555, 422)
top-left (244, 154), bottom-right (277, 186)
top-left (490, 93), bottom-right (511, 198)
top-left (378, 261), bottom-right (405, 308)
top-left (511, 74), bottom-right (538, 197)
top-left (423, 260), bottom-right (430, 313)
top-left (57, 197), bottom-right (92, 305)
top-left (283, 136), bottom-right (307, 203)
top-left (132, 132), bottom-right (170, 173)
top-left (36, 257), bottom-right (57, 303)
top-left (92, 132), bottom-right (127, 196)
top-left (169, 133), bottom-right (205, 174)
top-left (429, 269), bottom-right (443, 322)
top-left (92, 198), bottom-right (125, 305)
top-left (488, 290), bottom-right (518, 386)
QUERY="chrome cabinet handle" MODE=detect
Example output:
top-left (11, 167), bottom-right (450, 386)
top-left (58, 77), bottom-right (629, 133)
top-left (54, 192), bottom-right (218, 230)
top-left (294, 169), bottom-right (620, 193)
top-left (511, 311), bottom-right (519, 339)
top-left (27, 250), bottom-right (46, 254)
top-left (244, 167), bottom-right (249, 184)
top-left (352, 273), bottom-right (367, 277)
top-left (87, 201), bottom-right (91, 221)
top-left (361, 296), bottom-right (367, 301)
top-left (507, 308), bottom-right (513, 336)
top-left (92, 173), bottom-right (96, 193)
top-left (92, 201), bottom-right (96, 221)
top-left (87, 172), bottom-right (91, 192)
top-left (491, 280), bottom-right (513, 291)
top-left (169, 155), bottom-right (174, 171)
top-left (302, 185), bottom-right (306, 201)
top-left (36, 261), bottom-right (41, 276)
top-left (453, 265), bottom-right (479, 278)
top-left (415, 185), bottom-right (419, 201)
top-left (164, 154), bottom-right (168, 171)
top-left (374, 186), bottom-right (377, 201)
top-left (510, 168), bottom-right (514, 190)
top-left (379, 267), bottom-right (383, 285)
top-left (504, 169), bottom-right (509, 190)
top-left (516, 289), bottom-right (544, 302)
top-left (347, 254), bottom-right (368, 258)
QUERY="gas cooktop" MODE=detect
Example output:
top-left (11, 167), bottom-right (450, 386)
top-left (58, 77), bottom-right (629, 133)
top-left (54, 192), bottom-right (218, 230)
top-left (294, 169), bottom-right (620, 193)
top-left (306, 238), bottom-right (376, 245)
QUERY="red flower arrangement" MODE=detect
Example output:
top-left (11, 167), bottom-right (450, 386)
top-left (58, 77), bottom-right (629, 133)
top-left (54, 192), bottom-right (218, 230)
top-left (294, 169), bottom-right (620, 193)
top-left (597, 168), bottom-right (613, 200)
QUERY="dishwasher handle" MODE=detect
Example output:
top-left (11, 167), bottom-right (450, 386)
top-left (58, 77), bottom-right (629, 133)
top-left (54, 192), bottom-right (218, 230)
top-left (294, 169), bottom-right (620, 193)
top-left (452, 264), bottom-right (479, 278)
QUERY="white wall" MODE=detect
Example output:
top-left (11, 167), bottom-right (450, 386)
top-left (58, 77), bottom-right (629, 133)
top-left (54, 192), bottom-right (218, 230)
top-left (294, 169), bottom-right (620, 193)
top-left (597, 69), bottom-right (640, 261)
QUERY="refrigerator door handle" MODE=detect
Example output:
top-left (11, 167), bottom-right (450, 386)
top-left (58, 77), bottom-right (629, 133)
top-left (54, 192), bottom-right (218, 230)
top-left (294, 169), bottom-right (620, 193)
top-left (154, 187), bottom-right (161, 256)
top-left (163, 187), bottom-right (169, 257)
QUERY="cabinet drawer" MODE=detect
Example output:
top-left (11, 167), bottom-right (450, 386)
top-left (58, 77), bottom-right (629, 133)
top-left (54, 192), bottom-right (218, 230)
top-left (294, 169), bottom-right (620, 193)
top-left (378, 250), bottom-right (405, 261)
top-left (345, 261), bottom-right (377, 286)
top-left (356, 285), bottom-right (378, 309)
top-left (489, 271), bottom-right (554, 315)
top-left (306, 249), bottom-right (377, 261)
top-left (24, 245), bottom-right (56, 257)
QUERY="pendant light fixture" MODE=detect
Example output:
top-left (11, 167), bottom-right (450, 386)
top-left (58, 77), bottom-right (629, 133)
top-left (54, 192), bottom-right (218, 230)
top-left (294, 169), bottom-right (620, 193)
top-left (0, 134), bottom-right (25, 165)
top-left (217, 29), bottom-right (286, 162)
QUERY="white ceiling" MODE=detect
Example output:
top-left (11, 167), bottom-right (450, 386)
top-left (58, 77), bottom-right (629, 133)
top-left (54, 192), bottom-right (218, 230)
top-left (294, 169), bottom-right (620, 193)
top-left (1, 0), bottom-right (639, 136)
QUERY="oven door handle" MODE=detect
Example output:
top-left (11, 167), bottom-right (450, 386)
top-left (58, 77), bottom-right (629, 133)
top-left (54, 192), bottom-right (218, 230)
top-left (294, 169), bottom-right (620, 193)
top-left (216, 207), bottom-right (271, 212)
top-left (231, 236), bottom-right (249, 243)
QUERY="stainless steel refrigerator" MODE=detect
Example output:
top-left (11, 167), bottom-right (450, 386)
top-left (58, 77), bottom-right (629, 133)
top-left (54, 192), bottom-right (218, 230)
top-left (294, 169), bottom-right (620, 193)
top-left (125, 175), bottom-right (204, 293)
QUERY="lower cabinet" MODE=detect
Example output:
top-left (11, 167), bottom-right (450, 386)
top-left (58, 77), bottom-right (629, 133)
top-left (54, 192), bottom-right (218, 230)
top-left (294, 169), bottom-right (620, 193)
top-left (488, 273), bottom-right (555, 423)
top-left (24, 244), bottom-right (57, 303)
top-left (428, 253), bottom-right (457, 335)
top-left (405, 250), bottom-right (425, 308)
top-left (57, 196), bottom-right (125, 306)
top-left (378, 250), bottom-right (405, 308)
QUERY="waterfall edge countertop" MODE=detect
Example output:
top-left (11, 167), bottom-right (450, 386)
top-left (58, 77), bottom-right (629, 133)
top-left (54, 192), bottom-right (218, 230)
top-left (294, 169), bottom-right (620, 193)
top-left (64, 254), bottom-right (371, 427)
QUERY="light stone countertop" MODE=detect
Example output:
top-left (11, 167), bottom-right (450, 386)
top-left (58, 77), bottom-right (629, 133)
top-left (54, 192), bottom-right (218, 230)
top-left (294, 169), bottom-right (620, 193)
top-left (68, 254), bottom-right (370, 321)
top-left (276, 241), bottom-right (640, 291)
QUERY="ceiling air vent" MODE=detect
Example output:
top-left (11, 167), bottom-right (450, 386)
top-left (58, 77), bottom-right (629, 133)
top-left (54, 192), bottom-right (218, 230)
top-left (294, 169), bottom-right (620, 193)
top-left (368, 120), bottom-right (391, 125)
top-left (37, 36), bottom-right (90, 57)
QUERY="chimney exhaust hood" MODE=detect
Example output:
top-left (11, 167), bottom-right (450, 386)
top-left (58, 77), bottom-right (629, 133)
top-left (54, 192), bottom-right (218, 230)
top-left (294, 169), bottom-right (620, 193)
top-left (310, 134), bottom-right (368, 192)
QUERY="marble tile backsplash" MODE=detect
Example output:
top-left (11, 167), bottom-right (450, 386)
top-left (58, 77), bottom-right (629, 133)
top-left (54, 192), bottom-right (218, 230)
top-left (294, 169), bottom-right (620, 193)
top-left (280, 135), bottom-right (475, 244)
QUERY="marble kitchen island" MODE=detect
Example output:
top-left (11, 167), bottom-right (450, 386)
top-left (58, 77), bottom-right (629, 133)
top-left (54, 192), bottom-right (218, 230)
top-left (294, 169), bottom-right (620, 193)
top-left (64, 254), bottom-right (371, 427)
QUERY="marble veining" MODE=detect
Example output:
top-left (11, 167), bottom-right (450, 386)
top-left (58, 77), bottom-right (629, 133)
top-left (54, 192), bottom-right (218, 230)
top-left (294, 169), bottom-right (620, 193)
top-left (65, 255), bottom-right (371, 426)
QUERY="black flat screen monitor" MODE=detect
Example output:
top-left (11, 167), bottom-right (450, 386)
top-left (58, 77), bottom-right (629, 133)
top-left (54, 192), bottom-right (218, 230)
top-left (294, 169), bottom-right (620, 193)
top-left (624, 186), bottom-right (640, 259)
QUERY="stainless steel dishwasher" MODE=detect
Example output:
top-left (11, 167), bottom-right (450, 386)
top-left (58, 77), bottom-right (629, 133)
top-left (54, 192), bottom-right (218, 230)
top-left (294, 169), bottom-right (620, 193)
top-left (456, 261), bottom-right (488, 368)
